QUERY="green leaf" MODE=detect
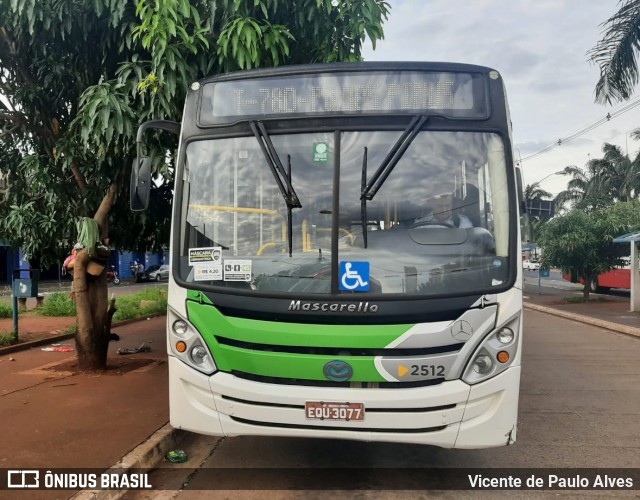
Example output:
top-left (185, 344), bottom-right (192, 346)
top-left (100, 105), bottom-right (110, 131)
top-left (181, 0), bottom-right (190, 18)
top-left (166, 17), bottom-right (176, 37)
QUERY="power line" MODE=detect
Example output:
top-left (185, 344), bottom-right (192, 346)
top-left (519, 96), bottom-right (640, 162)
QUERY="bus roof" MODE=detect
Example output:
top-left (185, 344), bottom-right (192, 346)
top-left (199, 61), bottom-right (499, 85)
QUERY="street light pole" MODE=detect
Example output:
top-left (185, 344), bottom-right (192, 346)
top-left (514, 147), bottom-right (523, 168)
top-left (533, 170), bottom-right (565, 186)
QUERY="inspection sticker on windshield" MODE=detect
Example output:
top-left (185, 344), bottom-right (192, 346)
top-left (313, 142), bottom-right (329, 163)
top-left (224, 260), bottom-right (252, 281)
top-left (194, 265), bottom-right (223, 281)
top-left (189, 247), bottom-right (222, 265)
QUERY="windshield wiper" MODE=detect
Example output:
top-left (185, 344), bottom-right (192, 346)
top-left (250, 121), bottom-right (301, 257)
top-left (361, 146), bottom-right (369, 248)
top-left (360, 115), bottom-right (427, 248)
top-left (361, 115), bottom-right (428, 202)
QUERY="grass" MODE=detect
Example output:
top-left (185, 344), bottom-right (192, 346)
top-left (41, 292), bottom-right (77, 316)
top-left (64, 324), bottom-right (77, 335)
top-left (0, 331), bottom-right (17, 346)
top-left (563, 296), bottom-right (610, 303)
top-left (0, 304), bottom-right (12, 318)
top-left (37, 287), bottom-right (167, 322)
top-left (112, 287), bottom-right (167, 321)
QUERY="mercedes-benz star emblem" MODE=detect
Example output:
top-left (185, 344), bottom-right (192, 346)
top-left (450, 320), bottom-right (473, 341)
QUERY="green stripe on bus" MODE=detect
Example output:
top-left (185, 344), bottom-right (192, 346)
top-left (187, 290), bottom-right (214, 304)
top-left (186, 301), bottom-right (411, 348)
top-left (214, 344), bottom-right (385, 382)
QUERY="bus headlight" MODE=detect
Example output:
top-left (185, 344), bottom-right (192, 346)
top-left (496, 327), bottom-right (514, 344)
top-left (472, 352), bottom-right (494, 374)
top-left (191, 345), bottom-right (209, 365)
top-left (172, 320), bottom-right (188, 337)
top-left (168, 307), bottom-right (217, 375)
top-left (462, 317), bottom-right (519, 385)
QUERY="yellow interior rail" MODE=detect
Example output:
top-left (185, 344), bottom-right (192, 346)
top-left (190, 205), bottom-right (357, 255)
top-left (190, 204), bottom-right (287, 249)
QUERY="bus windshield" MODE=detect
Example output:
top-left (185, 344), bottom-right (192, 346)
top-left (179, 129), bottom-right (510, 296)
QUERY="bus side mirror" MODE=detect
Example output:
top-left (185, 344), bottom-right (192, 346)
top-left (130, 157), bottom-right (151, 211)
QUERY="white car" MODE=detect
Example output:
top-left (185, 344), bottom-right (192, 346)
top-left (522, 259), bottom-right (541, 271)
top-left (137, 264), bottom-right (170, 282)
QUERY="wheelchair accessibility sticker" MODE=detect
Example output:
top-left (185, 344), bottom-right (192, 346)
top-left (339, 261), bottom-right (370, 291)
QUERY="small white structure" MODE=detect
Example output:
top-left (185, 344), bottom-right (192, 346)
top-left (613, 231), bottom-right (640, 312)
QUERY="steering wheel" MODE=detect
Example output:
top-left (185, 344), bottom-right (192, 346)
top-left (411, 220), bottom-right (455, 229)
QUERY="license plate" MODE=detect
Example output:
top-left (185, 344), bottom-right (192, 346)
top-left (305, 401), bottom-right (365, 421)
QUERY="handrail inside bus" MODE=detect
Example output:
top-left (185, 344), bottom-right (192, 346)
top-left (190, 204), bottom-right (284, 217)
top-left (189, 204), bottom-right (287, 248)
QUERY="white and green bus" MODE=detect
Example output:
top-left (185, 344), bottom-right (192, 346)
top-left (131, 62), bottom-right (523, 448)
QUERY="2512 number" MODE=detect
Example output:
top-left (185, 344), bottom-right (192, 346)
top-left (410, 365), bottom-right (445, 377)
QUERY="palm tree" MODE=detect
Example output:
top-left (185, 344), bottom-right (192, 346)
top-left (556, 164), bottom-right (601, 210)
top-left (554, 165), bottom-right (592, 211)
top-left (555, 142), bottom-right (640, 210)
top-left (590, 143), bottom-right (639, 201)
top-left (522, 181), bottom-right (554, 243)
top-left (524, 182), bottom-right (553, 201)
top-left (589, 0), bottom-right (640, 104)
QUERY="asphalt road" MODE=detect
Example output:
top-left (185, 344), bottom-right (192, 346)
top-left (129, 302), bottom-right (640, 497)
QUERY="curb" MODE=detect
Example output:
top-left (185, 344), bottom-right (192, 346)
top-left (0, 332), bottom-right (75, 355)
top-left (71, 423), bottom-right (185, 500)
top-left (524, 302), bottom-right (640, 338)
top-left (0, 313), bottom-right (165, 356)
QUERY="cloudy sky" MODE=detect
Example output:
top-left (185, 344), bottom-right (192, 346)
top-left (362, 0), bottom-right (640, 196)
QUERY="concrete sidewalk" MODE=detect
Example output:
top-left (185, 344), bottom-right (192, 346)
top-left (523, 285), bottom-right (640, 338)
top-left (1, 288), bottom-right (639, 498)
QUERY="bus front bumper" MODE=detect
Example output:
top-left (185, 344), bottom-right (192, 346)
top-left (168, 356), bottom-right (519, 449)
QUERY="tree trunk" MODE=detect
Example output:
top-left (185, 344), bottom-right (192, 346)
top-left (73, 184), bottom-right (117, 371)
top-left (73, 249), bottom-right (110, 370)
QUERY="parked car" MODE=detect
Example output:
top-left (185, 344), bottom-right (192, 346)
top-left (522, 258), bottom-right (541, 271)
top-left (136, 264), bottom-right (170, 282)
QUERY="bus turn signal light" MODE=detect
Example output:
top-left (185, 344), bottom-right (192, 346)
top-left (176, 341), bottom-right (187, 353)
top-left (497, 351), bottom-right (510, 363)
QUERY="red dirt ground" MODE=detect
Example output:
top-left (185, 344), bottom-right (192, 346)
top-left (0, 312), bottom-right (76, 345)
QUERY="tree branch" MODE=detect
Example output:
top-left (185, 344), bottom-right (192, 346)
top-left (69, 161), bottom-right (88, 191)
top-left (0, 121), bottom-right (21, 139)
top-left (94, 183), bottom-right (118, 241)
top-left (0, 27), bottom-right (35, 87)
top-left (0, 110), bottom-right (28, 125)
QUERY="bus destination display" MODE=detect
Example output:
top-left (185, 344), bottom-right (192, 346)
top-left (200, 71), bottom-right (487, 124)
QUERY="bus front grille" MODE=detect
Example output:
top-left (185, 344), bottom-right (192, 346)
top-left (216, 336), bottom-right (463, 357)
top-left (230, 370), bottom-right (445, 388)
